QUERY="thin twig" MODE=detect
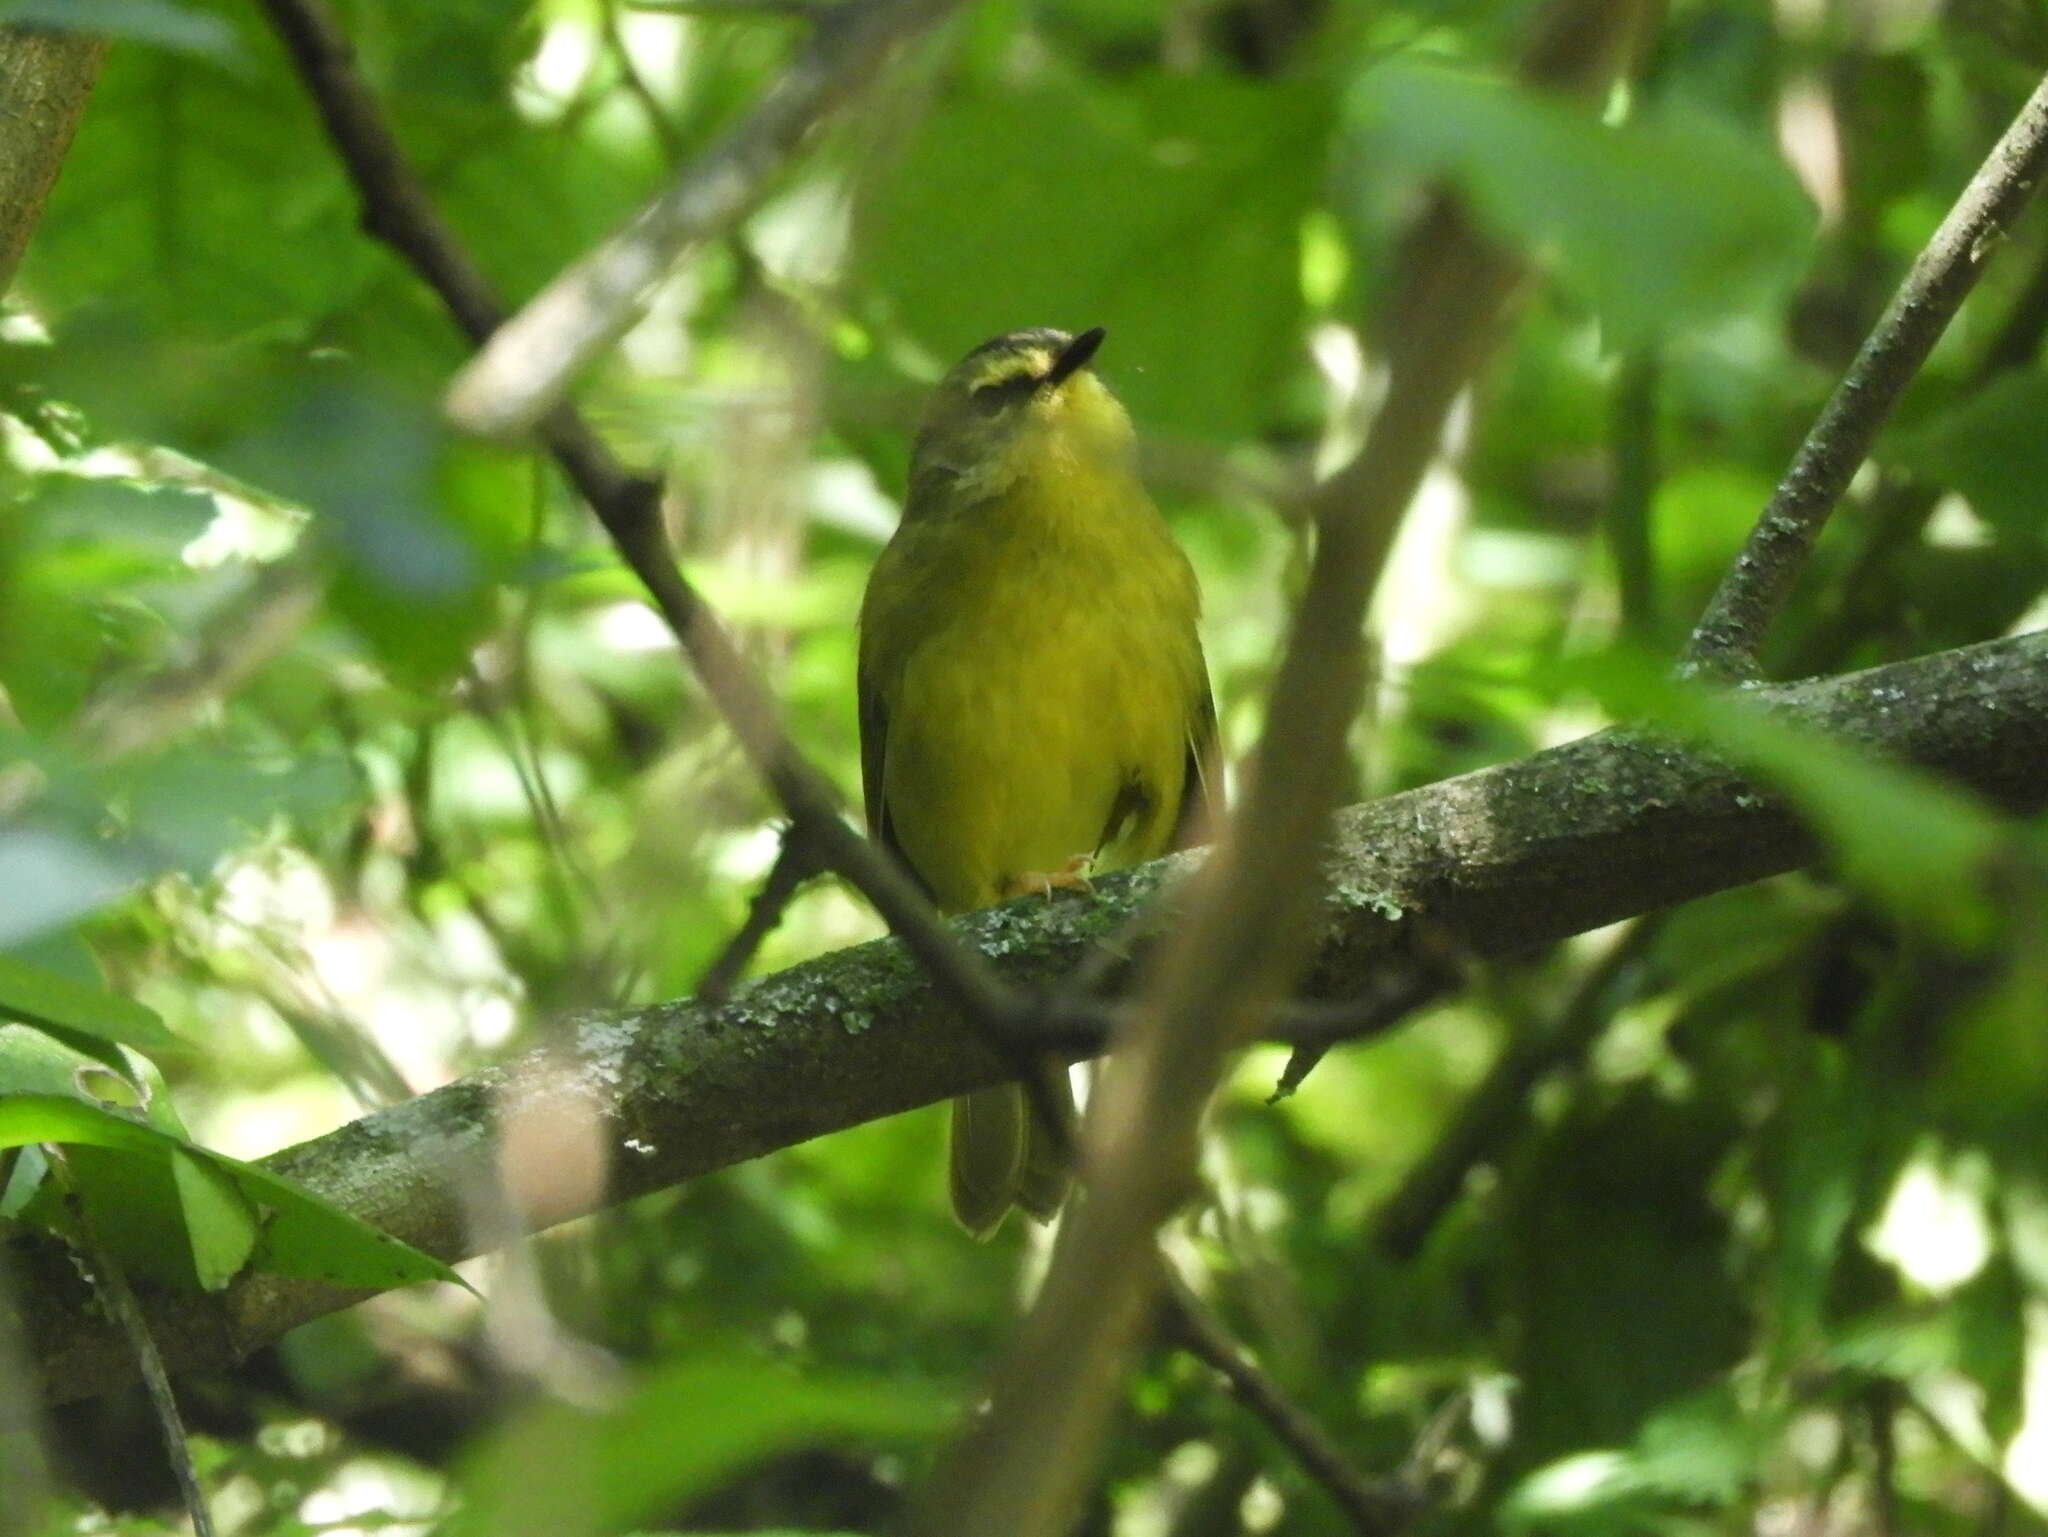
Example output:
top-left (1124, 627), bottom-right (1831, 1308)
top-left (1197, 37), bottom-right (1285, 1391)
top-left (693, 826), bottom-right (818, 1002)
top-left (1789, 226), bottom-right (2048, 675)
top-left (1272, 922), bottom-right (1469, 1098)
top-left (1158, 1264), bottom-right (1420, 1537)
top-left (48, 1150), bottom-right (217, 1537)
top-left (443, 0), bottom-right (964, 436)
top-left (1681, 68), bottom-right (2048, 680)
top-left (256, 0), bottom-right (1017, 1034)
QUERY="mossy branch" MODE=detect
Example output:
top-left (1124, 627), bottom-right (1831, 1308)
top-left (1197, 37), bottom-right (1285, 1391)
top-left (13, 628), bottom-right (2047, 1404)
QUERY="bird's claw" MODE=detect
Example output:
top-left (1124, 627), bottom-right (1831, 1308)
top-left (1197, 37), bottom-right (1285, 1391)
top-left (1004, 854), bottom-right (1096, 901)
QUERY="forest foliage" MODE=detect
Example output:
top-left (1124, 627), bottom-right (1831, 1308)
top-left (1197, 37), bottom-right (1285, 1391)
top-left (3, 0), bottom-right (2048, 1534)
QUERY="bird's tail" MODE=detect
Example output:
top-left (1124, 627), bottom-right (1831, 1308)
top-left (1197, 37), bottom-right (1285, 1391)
top-left (948, 1061), bottom-right (1075, 1239)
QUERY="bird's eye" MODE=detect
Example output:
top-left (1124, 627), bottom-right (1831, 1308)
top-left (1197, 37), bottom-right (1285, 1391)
top-left (969, 372), bottom-right (1039, 409)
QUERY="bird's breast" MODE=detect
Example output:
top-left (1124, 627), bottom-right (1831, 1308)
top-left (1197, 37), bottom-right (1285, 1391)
top-left (876, 481), bottom-right (1199, 912)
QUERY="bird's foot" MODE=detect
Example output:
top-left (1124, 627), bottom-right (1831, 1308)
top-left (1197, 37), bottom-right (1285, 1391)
top-left (1003, 854), bottom-right (1096, 901)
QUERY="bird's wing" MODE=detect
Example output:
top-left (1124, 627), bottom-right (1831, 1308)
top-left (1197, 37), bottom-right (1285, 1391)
top-left (856, 663), bottom-right (894, 851)
top-left (1171, 658), bottom-right (1224, 851)
top-left (858, 664), bottom-right (941, 905)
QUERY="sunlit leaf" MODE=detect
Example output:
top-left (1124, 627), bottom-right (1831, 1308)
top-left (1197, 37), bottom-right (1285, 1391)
top-left (856, 68), bottom-right (1333, 438)
top-left (1888, 368), bottom-right (2048, 551)
top-left (452, 1357), bottom-right (948, 1537)
top-left (1569, 650), bottom-right (2007, 945)
top-left (0, 822), bottom-right (149, 951)
top-left (1354, 63), bottom-right (1813, 346)
top-left (0, 953), bottom-right (182, 1055)
top-left (170, 1143), bottom-right (260, 1290)
top-left (0, 0), bottom-right (240, 59)
top-left (0, 1095), bottom-right (459, 1292)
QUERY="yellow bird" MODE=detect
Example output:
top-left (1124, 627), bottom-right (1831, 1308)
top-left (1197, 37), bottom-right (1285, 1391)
top-left (857, 326), bottom-right (1220, 1237)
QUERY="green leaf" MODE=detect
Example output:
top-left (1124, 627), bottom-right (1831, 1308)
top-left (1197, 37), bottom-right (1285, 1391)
top-left (0, 0), bottom-right (240, 58)
top-left (228, 1152), bottom-right (463, 1292)
top-left (0, 954), bottom-right (183, 1055)
top-left (1760, 1040), bottom-right (1890, 1366)
top-left (0, 1094), bottom-right (459, 1292)
top-left (224, 368), bottom-right (508, 685)
top-left (1502, 1388), bottom-right (1768, 1534)
top-left (170, 1145), bottom-right (260, 1290)
top-left (1888, 369), bottom-right (2048, 551)
top-left (121, 744), bottom-right (354, 876)
top-left (0, 1021), bottom-right (122, 1101)
top-left (1504, 1087), bottom-right (1746, 1469)
top-left (1569, 651), bottom-right (2006, 946)
top-left (22, 474), bottom-right (220, 557)
top-left (1931, 925), bottom-right (2048, 1130)
top-left (1354, 63), bottom-right (1813, 346)
top-left (855, 68), bottom-right (1333, 439)
top-left (452, 1357), bottom-right (949, 1537)
top-left (18, 42), bottom-right (372, 337)
top-left (0, 823), bottom-right (149, 951)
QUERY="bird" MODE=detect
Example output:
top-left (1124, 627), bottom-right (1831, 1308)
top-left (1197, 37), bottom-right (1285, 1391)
top-left (856, 326), bottom-right (1220, 1238)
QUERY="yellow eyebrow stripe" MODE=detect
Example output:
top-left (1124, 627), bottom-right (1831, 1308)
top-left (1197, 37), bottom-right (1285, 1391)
top-left (960, 348), bottom-right (1053, 392)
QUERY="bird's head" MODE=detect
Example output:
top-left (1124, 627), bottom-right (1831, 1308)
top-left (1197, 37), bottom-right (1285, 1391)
top-left (908, 327), bottom-right (1134, 504)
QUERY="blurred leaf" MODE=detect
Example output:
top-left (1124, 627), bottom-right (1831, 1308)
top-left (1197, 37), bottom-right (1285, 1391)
top-left (1355, 63), bottom-right (1813, 346)
top-left (228, 369), bottom-right (511, 684)
top-left (22, 474), bottom-right (219, 556)
top-left (0, 1094), bottom-right (459, 1292)
top-left (122, 744), bottom-right (353, 874)
top-left (0, 1020), bottom-right (122, 1101)
top-left (1504, 1086), bottom-right (1747, 1469)
top-left (1760, 1039), bottom-right (1893, 1365)
top-left (0, 822), bottom-right (150, 951)
top-left (0, 0), bottom-right (240, 58)
top-left (1502, 1388), bottom-right (1766, 1534)
top-left (1501, 1450), bottom-right (1648, 1536)
top-left (18, 39), bottom-right (373, 337)
top-left (1571, 651), bottom-right (2008, 946)
top-left (9, 316), bottom-right (510, 685)
top-left (452, 1357), bottom-right (948, 1537)
top-left (1888, 369), bottom-right (2048, 552)
top-left (856, 68), bottom-right (1332, 438)
top-left (0, 953), bottom-right (181, 1055)
top-left (1930, 918), bottom-right (2048, 1128)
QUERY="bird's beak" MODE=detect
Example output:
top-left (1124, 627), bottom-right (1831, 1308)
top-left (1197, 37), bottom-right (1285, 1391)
top-left (1041, 326), bottom-right (1106, 390)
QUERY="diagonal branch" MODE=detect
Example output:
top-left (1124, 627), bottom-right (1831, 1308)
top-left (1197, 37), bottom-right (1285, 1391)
top-left (21, 611), bottom-right (2042, 1408)
top-left (254, 0), bottom-right (1012, 1029)
top-left (442, 0), bottom-right (965, 437)
top-left (24, 629), bottom-right (2048, 1396)
top-left (1681, 68), bottom-right (2048, 680)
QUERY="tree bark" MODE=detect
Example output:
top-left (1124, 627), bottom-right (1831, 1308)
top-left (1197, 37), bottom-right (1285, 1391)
top-left (0, 27), bottom-right (106, 296)
top-left (13, 628), bottom-right (2048, 1402)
